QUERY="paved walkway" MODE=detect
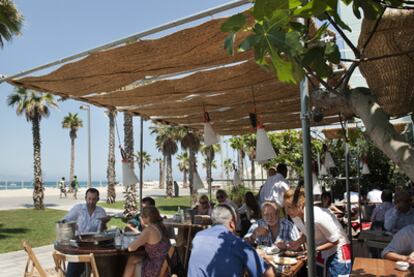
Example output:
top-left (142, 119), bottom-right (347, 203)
top-left (0, 186), bottom-right (193, 277)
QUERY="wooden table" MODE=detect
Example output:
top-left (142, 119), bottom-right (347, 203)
top-left (351, 257), bottom-right (414, 276)
top-left (54, 242), bottom-right (145, 277)
top-left (258, 251), bottom-right (306, 277)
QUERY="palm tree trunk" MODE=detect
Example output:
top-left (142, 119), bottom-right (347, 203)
top-left (166, 154), bottom-right (173, 197)
top-left (32, 115), bottom-right (44, 210)
top-left (123, 112), bottom-right (134, 165)
top-left (183, 169), bottom-right (188, 187)
top-left (159, 156), bottom-right (165, 189)
top-left (69, 134), bottom-right (75, 183)
top-left (238, 150), bottom-right (244, 180)
top-left (189, 149), bottom-right (195, 197)
top-left (107, 110), bottom-right (116, 203)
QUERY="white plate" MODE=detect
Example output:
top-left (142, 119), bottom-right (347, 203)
top-left (264, 246), bottom-right (280, 255)
top-left (273, 256), bottom-right (297, 265)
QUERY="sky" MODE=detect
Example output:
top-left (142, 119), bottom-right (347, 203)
top-left (0, 0), bottom-right (249, 182)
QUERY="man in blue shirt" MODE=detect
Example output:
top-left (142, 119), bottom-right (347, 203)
top-left (188, 204), bottom-right (275, 277)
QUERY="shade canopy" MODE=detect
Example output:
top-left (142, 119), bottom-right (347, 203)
top-left (8, 10), bottom-right (413, 135)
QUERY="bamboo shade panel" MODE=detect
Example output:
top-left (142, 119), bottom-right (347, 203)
top-left (358, 8), bottom-right (414, 117)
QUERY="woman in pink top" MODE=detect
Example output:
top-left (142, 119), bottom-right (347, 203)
top-left (123, 206), bottom-right (170, 277)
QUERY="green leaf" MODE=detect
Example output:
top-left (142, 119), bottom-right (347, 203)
top-left (285, 31), bottom-right (304, 56)
top-left (324, 42), bottom-right (340, 64)
top-left (330, 13), bottom-right (352, 32)
top-left (293, 0), bottom-right (332, 17)
top-left (221, 13), bottom-right (246, 33)
top-left (224, 33), bottom-right (235, 55)
top-left (289, 22), bottom-right (307, 33)
top-left (289, 0), bottom-right (304, 9)
top-left (238, 34), bottom-right (260, 52)
top-left (253, 0), bottom-right (289, 20)
top-left (267, 9), bottom-right (290, 30)
top-left (269, 49), bottom-right (298, 83)
top-left (353, 0), bottom-right (384, 20)
top-left (307, 22), bottom-right (329, 43)
top-left (313, 59), bottom-right (333, 77)
top-left (302, 47), bottom-right (324, 67)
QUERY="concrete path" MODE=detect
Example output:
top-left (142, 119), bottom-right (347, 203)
top-left (0, 186), bottom-right (193, 276)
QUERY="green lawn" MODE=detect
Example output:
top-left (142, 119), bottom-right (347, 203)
top-left (0, 209), bottom-right (67, 253)
top-left (100, 196), bottom-right (191, 215)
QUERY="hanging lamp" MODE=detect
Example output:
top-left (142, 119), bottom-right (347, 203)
top-left (203, 108), bottom-right (219, 146)
top-left (361, 156), bottom-right (370, 175)
top-left (193, 170), bottom-right (205, 190)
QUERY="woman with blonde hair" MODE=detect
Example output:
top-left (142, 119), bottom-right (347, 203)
top-left (123, 206), bottom-right (170, 277)
top-left (283, 188), bottom-right (351, 277)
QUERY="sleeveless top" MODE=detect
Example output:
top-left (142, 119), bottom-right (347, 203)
top-left (142, 225), bottom-right (171, 277)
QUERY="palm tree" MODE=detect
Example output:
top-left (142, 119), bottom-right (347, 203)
top-left (150, 124), bottom-right (183, 197)
top-left (229, 136), bottom-right (245, 179)
top-left (106, 109), bottom-right (116, 203)
top-left (181, 131), bottom-right (202, 199)
top-left (62, 113), bottom-right (83, 185)
top-left (123, 112), bottom-right (134, 164)
top-left (7, 87), bottom-right (58, 209)
top-left (134, 150), bottom-right (151, 169)
top-left (223, 158), bottom-right (234, 185)
top-left (0, 0), bottom-right (23, 48)
top-left (201, 143), bottom-right (221, 193)
top-left (177, 151), bottom-right (190, 187)
top-left (242, 134), bottom-right (257, 189)
top-left (154, 157), bottom-right (164, 189)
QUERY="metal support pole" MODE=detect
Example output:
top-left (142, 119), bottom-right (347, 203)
top-left (139, 117), bottom-right (144, 210)
top-left (300, 77), bottom-right (316, 277)
top-left (344, 121), bottom-right (353, 259)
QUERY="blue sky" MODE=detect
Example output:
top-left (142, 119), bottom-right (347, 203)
top-left (0, 0), bottom-right (247, 182)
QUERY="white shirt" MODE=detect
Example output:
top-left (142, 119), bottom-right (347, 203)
top-left (343, 191), bottom-right (359, 210)
top-left (312, 173), bottom-right (322, 196)
top-left (382, 224), bottom-right (414, 257)
top-left (259, 173), bottom-right (289, 207)
top-left (367, 189), bottom-right (382, 204)
top-left (292, 206), bottom-right (349, 259)
top-left (63, 203), bottom-right (107, 234)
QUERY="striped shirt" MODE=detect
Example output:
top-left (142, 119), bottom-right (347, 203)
top-left (244, 218), bottom-right (300, 246)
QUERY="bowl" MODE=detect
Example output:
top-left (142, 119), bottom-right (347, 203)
top-left (395, 261), bottom-right (409, 271)
top-left (273, 256), bottom-right (297, 265)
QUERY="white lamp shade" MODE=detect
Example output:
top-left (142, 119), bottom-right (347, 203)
top-left (255, 127), bottom-right (276, 163)
top-left (233, 170), bottom-right (242, 186)
top-left (324, 151), bottom-right (336, 168)
top-left (193, 170), bottom-right (205, 190)
top-left (361, 162), bottom-right (370, 175)
top-left (319, 164), bottom-right (328, 176)
top-left (122, 161), bottom-right (139, 187)
top-left (204, 122), bottom-right (219, 146)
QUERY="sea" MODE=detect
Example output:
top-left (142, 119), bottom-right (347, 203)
top-left (0, 181), bottom-right (107, 190)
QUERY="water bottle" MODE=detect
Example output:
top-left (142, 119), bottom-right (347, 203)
top-left (180, 208), bottom-right (185, 224)
top-left (115, 228), bottom-right (122, 249)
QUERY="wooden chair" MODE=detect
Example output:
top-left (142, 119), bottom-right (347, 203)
top-left (159, 246), bottom-right (177, 277)
top-left (22, 240), bottom-right (58, 277)
top-left (52, 251), bottom-right (99, 277)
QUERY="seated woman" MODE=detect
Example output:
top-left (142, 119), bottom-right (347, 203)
top-left (238, 191), bottom-right (261, 236)
top-left (244, 201), bottom-right (299, 247)
top-left (284, 188), bottom-right (351, 277)
top-left (193, 194), bottom-right (212, 216)
top-left (123, 206), bottom-right (171, 277)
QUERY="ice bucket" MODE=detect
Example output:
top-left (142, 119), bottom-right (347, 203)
top-left (56, 221), bottom-right (76, 244)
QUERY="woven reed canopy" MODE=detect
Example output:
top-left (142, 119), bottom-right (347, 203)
top-left (8, 10), bottom-right (413, 135)
top-left (323, 122), bottom-right (408, 140)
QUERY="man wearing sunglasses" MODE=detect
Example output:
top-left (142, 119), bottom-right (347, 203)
top-left (188, 205), bottom-right (275, 277)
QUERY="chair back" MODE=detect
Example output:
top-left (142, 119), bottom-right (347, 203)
top-left (365, 239), bottom-right (389, 258)
top-left (159, 246), bottom-right (176, 277)
top-left (22, 240), bottom-right (49, 277)
top-left (53, 251), bottom-right (99, 277)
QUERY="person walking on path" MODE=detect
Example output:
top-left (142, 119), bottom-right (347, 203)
top-left (58, 177), bottom-right (67, 198)
top-left (70, 175), bottom-right (79, 199)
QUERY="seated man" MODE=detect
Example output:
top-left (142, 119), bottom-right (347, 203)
top-left (125, 196), bottom-right (155, 233)
top-left (61, 188), bottom-right (111, 277)
top-left (371, 189), bottom-right (393, 230)
top-left (244, 201), bottom-right (299, 247)
top-left (384, 189), bottom-right (414, 233)
top-left (382, 224), bottom-right (414, 263)
top-left (188, 204), bottom-right (275, 277)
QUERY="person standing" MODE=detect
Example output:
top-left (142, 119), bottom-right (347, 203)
top-left (58, 177), bottom-right (67, 198)
top-left (259, 163), bottom-right (289, 207)
top-left (70, 175), bottom-right (79, 199)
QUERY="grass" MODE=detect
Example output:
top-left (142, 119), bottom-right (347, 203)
top-left (100, 196), bottom-right (192, 215)
top-left (0, 209), bottom-right (67, 253)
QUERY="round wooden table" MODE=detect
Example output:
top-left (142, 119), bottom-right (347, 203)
top-left (54, 242), bottom-right (145, 277)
